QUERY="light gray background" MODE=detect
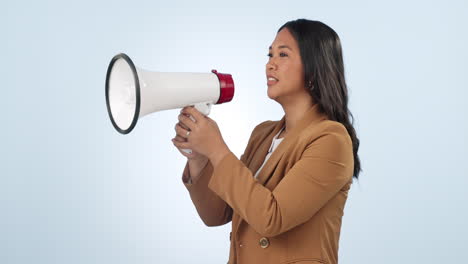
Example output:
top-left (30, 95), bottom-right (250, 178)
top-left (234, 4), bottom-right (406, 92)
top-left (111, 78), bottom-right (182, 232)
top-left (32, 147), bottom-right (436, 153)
top-left (1, 0), bottom-right (467, 263)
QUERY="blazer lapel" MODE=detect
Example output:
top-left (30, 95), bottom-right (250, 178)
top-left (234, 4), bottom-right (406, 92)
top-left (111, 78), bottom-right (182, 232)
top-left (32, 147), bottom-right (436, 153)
top-left (255, 104), bottom-right (326, 186)
top-left (233, 104), bottom-right (326, 236)
top-left (232, 119), bottom-right (282, 240)
top-left (246, 117), bottom-right (285, 178)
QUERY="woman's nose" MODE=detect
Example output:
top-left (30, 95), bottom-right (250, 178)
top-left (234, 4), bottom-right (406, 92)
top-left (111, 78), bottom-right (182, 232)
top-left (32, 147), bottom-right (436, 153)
top-left (266, 59), bottom-right (277, 71)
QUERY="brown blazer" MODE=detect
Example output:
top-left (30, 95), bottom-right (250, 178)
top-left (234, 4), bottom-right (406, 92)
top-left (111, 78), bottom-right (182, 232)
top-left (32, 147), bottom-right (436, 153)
top-left (182, 104), bottom-right (354, 264)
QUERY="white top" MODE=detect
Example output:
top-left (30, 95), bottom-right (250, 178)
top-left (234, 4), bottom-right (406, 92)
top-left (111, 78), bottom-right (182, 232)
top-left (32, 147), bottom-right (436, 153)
top-left (254, 126), bottom-right (285, 179)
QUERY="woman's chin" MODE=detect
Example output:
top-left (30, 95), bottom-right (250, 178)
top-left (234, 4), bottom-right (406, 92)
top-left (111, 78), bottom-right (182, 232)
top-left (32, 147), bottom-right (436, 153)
top-left (267, 89), bottom-right (287, 104)
top-left (267, 87), bottom-right (278, 100)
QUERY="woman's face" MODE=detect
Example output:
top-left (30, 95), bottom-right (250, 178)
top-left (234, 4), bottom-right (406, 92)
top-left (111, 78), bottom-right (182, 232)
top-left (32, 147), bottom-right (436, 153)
top-left (266, 28), bottom-right (306, 103)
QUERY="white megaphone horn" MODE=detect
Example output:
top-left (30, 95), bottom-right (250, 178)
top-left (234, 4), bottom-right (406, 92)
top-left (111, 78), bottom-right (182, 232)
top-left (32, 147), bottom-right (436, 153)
top-left (105, 53), bottom-right (235, 137)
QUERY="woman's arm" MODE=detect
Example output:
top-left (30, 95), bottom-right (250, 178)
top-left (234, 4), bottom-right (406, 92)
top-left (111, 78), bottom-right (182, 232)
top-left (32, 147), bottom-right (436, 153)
top-left (182, 157), bottom-right (209, 184)
top-left (181, 120), bottom-right (266, 227)
top-left (182, 158), bottom-right (233, 227)
top-left (207, 124), bottom-right (354, 237)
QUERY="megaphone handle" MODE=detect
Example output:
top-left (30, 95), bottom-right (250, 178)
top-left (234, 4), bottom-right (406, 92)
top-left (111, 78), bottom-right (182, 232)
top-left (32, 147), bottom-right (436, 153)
top-left (181, 102), bottom-right (213, 155)
top-left (193, 102), bottom-right (212, 116)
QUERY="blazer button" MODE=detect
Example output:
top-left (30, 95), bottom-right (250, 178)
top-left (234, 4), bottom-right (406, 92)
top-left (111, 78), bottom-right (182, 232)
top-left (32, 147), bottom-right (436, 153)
top-left (229, 232), bottom-right (232, 241)
top-left (259, 237), bottom-right (269, 248)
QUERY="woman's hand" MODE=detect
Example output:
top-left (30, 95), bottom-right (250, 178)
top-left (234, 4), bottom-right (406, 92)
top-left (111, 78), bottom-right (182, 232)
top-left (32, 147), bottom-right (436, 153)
top-left (172, 119), bottom-right (206, 162)
top-left (172, 114), bottom-right (209, 183)
top-left (171, 106), bottom-right (231, 167)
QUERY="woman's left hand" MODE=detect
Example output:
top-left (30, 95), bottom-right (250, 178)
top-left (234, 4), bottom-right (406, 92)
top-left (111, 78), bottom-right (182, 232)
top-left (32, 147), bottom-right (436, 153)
top-left (173, 106), bottom-right (231, 166)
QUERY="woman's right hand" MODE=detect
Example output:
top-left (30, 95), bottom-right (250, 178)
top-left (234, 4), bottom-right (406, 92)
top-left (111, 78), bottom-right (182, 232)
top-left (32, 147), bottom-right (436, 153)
top-left (172, 119), bottom-right (205, 160)
top-left (172, 117), bottom-right (209, 181)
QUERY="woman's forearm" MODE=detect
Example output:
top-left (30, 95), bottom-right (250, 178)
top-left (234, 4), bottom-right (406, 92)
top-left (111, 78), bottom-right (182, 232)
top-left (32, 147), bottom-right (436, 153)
top-left (183, 157), bottom-right (233, 226)
top-left (187, 157), bottom-right (209, 183)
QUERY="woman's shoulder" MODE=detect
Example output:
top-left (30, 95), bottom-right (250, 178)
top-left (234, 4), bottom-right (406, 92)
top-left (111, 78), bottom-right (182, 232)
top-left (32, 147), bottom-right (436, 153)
top-left (304, 119), bottom-right (352, 148)
top-left (255, 119), bottom-right (278, 130)
top-left (314, 119), bottom-right (348, 135)
top-left (242, 119), bottom-right (280, 147)
top-left (249, 117), bottom-right (350, 146)
top-left (251, 118), bottom-right (348, 139)
top-left (251, 119), bottom-right (280, 136)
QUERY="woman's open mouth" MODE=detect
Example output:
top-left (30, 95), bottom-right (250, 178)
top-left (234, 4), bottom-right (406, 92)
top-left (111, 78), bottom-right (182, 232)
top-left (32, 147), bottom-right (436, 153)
top-left (267, 76), bottom-right (279, 86)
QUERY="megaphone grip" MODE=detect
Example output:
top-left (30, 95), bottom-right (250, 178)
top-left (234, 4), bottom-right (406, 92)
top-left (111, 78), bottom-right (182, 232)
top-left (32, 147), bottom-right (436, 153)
top-left (181, 102), bottom-right (212, 154)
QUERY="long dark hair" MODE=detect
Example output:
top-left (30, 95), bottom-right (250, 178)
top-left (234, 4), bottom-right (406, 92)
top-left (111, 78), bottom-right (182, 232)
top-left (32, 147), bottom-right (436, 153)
top-left (278, 19), bottom-right (361, 179)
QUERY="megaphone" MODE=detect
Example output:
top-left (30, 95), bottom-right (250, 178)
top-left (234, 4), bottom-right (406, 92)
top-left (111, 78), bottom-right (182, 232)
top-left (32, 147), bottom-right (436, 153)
top-left (105, 53), bottom-right (235, 136)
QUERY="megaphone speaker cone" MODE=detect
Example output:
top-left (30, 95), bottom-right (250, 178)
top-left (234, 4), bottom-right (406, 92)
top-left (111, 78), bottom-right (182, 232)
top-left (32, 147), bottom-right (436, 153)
top-left (105, 53), bottom-right (141, 134)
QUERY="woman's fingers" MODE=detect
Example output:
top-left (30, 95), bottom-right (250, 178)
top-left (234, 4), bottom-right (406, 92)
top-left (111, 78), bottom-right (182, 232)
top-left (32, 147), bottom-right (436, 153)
top-left (172, 125), bottom-right (191, 152)
top-left (182, 107), bottom-right (205, 123)
top-left (173, 142), bottom-right (193, 158)
top-left (172, 137), bottom-right (190, 149)
top-left (178, 113), bottom-right (196, 131)
top-left (178, 120), bottom-right (190, 131)
top-left (174, 135), bottom-right (186, 142)
top-left (174, 122), bottom-right (190, 139)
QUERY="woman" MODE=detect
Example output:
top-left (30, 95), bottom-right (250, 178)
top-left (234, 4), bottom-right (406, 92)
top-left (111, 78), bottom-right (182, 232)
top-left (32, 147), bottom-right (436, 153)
top-left (171, 19), bottom-right (361, 264)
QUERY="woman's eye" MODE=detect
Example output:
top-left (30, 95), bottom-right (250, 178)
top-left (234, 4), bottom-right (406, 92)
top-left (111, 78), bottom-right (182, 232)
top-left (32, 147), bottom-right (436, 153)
top-left (267, 52), bottom-right (288, 58)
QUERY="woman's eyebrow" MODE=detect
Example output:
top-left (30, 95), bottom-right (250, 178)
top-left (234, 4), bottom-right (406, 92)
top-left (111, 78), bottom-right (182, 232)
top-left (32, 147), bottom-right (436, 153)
top-left (269, 45), bottom-right (292, 50)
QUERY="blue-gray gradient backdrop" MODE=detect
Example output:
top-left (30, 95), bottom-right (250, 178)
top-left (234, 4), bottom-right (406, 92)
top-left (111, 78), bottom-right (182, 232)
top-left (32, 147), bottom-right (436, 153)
top-left (2, 0), bottom-right (467, 263)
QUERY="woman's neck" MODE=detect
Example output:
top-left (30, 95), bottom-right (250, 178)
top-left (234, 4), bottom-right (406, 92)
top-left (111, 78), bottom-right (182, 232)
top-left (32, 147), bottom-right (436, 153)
top-left (279, 97), bottom-right (315, 139)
